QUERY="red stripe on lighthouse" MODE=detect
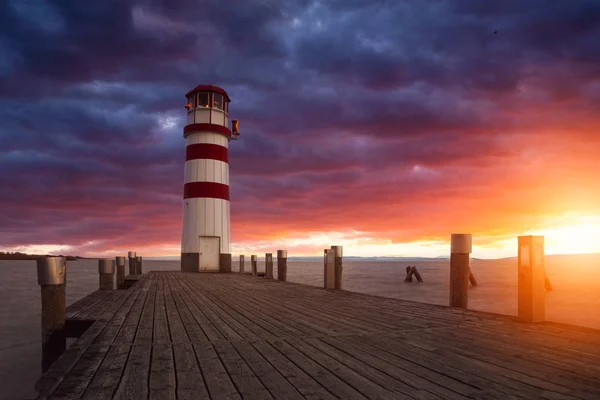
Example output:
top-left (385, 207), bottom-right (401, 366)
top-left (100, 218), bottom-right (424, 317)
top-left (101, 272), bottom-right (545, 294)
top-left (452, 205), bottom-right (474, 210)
top-left (186, 143), bottom-right (228, 163)
top-left (184, 182), bottom-right (230, 200)
top-left (183, 123), bottom-right (231, 139)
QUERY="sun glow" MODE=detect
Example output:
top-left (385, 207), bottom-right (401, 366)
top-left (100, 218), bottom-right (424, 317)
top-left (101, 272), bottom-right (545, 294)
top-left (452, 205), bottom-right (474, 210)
top-left (529, 216), bottom-right (600, 255)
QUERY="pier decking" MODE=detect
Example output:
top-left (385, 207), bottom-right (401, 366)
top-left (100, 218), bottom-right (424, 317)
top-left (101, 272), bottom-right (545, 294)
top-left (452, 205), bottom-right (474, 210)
top-left (36, 271), bottom-right (600, 400)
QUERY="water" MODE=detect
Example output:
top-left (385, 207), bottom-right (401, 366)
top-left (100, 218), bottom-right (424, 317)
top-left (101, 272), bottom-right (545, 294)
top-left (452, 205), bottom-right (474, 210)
top-left (1, 255), bottom-right (599, 399)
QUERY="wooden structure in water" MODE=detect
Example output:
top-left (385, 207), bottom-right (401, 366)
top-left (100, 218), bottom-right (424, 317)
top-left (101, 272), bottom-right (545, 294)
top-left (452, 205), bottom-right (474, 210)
top-left (35, 270), bottom-right (600, 400)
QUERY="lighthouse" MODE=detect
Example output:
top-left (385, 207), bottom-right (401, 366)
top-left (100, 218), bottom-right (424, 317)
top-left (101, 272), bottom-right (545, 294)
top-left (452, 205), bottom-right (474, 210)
top-left (180, 85), bottom-right (239, 272)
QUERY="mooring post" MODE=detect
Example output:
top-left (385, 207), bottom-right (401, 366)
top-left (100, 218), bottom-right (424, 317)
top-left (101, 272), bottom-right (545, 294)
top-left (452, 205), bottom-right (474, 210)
top-left (251, 255), bottom-right (257, 276)
top-left (37, 256), bottom-right (66, 373)
top-left (98, 259), bottom-right (115, 290)
top-left (128, 251), bottom-right (136, 275)
top-left (518, 235), bottom-right (546, 322)
top-left (332, 245), bottom-right (343, 290)
top-left (450, 234), bottom-right (472, 309)
top-left (265, 253), bottom-right (274, 279)
top-left (239, 255), bottom-right (245, 273)
top-left (411, 266), bottom-right (423, 283)
top-left (277, 250), bottom-right (288, 281)
top-left (324, 249), bottom-right (335, 289)
top-left (116, 256), bottom-right (126, 290)
top-left (136, 256), bottom-right (143, 275)
top-left (468, 270), bottom-right (478, 287)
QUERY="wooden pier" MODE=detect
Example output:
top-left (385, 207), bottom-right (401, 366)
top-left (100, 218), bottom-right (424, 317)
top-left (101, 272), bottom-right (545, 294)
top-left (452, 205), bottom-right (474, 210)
top-left (36, 271), bottom-right (600, 400)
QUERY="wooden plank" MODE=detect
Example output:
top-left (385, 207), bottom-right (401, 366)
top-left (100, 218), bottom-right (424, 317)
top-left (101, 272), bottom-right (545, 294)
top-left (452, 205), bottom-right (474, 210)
top-left (302, 337), bottom-right (443, 399)
top-left (269, 338), bottom-right (367, 399)
top-left (193, 342), bottom-right (240, 400)
top-left (212, 340), bottom-right (273, 399)
top-left (81, 345), bottom-right (130, 400)
top-left (113, 345), bottom-right (151, 400)
top-left (149, 344), bottom-right (176, 400)
top-left (286, 338), bottom-right (401, 400)
top-left (134, 278), bottom-right (157, 344)
top-left (249, 340), bottom-right (337, 400)
top-left (48, 345), bottom-right (109, 399)
top-left (173, 343), bottom-right (210, 400)
top-left (232, 340), bottom-right (305, 400)
top-left (113, 278), bottom-right (151, 345)
top-left (153, 275), bottom-right (170, 344)
top-left (166, 275), bottom-right (210, 343)
top-left (163, 274), bottom-right (192, 344)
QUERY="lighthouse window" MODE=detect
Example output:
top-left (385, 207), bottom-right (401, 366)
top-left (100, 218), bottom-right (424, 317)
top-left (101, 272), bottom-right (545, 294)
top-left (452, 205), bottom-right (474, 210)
top-left (198, 92), bottom-right (209, 108)
top-left (213, 93), bottom-right (223, 110)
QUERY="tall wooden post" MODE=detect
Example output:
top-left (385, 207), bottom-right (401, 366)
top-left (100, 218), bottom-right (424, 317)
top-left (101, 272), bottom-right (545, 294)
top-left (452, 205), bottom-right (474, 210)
top-left (450, 234), bottom-right (472, 309)
top-left (98, 259), bottom-right (115, 290)
top-left (251, 255), bottom-right (258, 276)
top-left (518, 235), bottom-right (546, 322)
top-left (116, 256), bottom-right (126, 290)
top-left (332, 245), bottom-right (343, 290)
top-left (277, 250), bottom-right (287, 282)
top-left (128, 251), bottom-right (136, 275)
top-left (265, 253), bottom-right (274, 279)
top-left (37, 256), bottom-right (66, 373)
top-left (324, 249), bottom-right (334, 289)
top-left (239, 255), bottom-right (245, 273)
top-left (136, 256), bottom-right (143, 275)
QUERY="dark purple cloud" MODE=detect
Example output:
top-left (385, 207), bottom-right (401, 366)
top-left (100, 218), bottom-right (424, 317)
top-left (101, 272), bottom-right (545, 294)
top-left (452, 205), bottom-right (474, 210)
top-left (1, 0), bottom-right (599, 255)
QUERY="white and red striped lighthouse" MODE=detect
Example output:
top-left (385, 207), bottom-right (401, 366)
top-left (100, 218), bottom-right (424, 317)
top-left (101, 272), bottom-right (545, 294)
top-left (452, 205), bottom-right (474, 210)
top-left (180, 85), bottom-right (239, 272)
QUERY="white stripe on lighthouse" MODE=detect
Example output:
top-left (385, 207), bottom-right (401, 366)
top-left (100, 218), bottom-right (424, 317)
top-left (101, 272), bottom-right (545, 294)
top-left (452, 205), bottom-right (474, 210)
top-left (184, 160), bottom-right (229, 185)
top-left (185, 132), bottom-right (229, 147)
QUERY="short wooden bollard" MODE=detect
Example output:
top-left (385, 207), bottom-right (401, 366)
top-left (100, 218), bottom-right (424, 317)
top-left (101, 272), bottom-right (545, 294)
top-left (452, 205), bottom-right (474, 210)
top-left (265, 253), bottom-right (274, 279)
top-left (450, 234), bottom-right (472, 309)
top-left (251, 255), bottom-right (257, 277)
top-left (277, 250), bottom-right (287, 281)
top-left (324, 249), bottom-right (334, 289)
top-left (136, 256), bottom-right (143, 275)
top-left (411, 266), bottom-right (423, 283)
top-left (98, 259), bottom-right (115, 290)
top-left (332, 245), bottom-right (343, 290)
top-left (518, 235), bottom-right (546, 322)
top-left (239, 255), bottom-right (245, 273)
top-left (128, 251), bottom-right (136, 275)
top-left (37, 256), bottom-right (66, 373)
top-left (116, 256), bottom-right (126, 290)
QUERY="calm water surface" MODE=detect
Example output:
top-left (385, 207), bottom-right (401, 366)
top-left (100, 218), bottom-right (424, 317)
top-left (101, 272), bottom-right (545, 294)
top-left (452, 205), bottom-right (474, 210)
top-left (1, 255), bottom-right (599, 399)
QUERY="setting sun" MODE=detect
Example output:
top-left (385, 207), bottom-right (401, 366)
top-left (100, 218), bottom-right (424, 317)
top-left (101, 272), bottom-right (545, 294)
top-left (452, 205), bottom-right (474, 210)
top-left (529, 216), bottom-right (600, 255)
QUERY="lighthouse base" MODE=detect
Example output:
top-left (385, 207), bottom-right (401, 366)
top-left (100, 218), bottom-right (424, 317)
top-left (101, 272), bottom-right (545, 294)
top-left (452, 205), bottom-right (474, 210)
top-left (219, 253), bottom-right (232, 273)
top-left (181, 253), bottom-right (199, 272)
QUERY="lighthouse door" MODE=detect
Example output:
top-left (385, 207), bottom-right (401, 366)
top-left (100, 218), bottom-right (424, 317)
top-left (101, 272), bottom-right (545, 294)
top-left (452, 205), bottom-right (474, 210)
top-left (199, 236), bottom-right (220, 271)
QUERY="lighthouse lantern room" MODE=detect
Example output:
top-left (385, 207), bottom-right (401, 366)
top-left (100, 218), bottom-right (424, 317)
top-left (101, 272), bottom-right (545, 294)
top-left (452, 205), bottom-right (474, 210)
top-left (181, 84), bottom-right (239, 272)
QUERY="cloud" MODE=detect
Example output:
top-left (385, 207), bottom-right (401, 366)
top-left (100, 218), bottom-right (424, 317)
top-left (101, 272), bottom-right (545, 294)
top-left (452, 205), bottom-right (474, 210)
top-left (1, 0), bottom-right (599, 256)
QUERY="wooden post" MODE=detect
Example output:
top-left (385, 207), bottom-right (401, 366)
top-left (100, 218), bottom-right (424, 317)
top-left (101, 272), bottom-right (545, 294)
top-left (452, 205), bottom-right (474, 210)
top-left (518, 235), bottom-right (546, 322)
top-left (37, 256), bottom-right (66, 373)
top-left (116, 256), bottom-right (126, 290)
top-left (239, 255), bottom-right (245, 273)
top-left (98, 259), bottom-right (115, 290)
top-left (332, 245), bottom-right (343, 290)
top-left (265, 253), bottom-right (274, 279)
top-left (136, 256), bottom-right (142, 275)
top-left (128, 251), bottom-right (136, 275)
top-left (404, 266), bottom-right (413, 282)
top-left (251, 255), bottom-right (257, 277)
top-left (468, 270), bottom-right (478, 287)
top-left (324, 249), bottom-right (334, 289)
top-left (450, 234), bottom-right (472, 309)
top-left (277, 250), bottom-right (287, 281)
top-left (411, 266), bottom-right (423, 283)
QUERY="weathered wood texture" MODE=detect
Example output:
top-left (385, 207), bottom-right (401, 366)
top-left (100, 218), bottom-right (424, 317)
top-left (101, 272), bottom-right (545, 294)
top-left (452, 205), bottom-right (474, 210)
top-left (37, 271), bottom-right (600, 400)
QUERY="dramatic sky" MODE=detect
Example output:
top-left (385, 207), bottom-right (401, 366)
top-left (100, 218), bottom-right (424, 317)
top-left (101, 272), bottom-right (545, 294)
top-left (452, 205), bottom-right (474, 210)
top-left (2, 0), bottom-right (600, 258)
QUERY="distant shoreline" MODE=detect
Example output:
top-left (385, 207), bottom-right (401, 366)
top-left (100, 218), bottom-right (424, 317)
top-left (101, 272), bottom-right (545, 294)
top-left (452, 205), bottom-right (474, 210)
top-left (0, 252), bottom-right (87, 261)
